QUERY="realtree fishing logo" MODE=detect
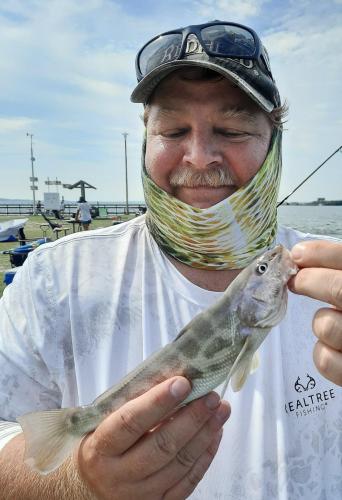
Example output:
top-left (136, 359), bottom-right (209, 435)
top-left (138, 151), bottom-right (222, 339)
top-left (294, 374), bottom-right (316, 392)
top-left (285, 373), bottom-right (336, 418)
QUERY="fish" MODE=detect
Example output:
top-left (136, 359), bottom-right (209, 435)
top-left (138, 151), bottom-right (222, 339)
top-left (17, 244), bottom-right (297, 475)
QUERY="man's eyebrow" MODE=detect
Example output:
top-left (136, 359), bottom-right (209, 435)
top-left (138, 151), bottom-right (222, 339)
top-left (221, 106), bottom-right (258, 123)
top-left (155, 106), bottom-right (183, 117)
top-left (144, 105), bottom-right (259, 125)
top-left (143, 105), bottom-right (181, 126)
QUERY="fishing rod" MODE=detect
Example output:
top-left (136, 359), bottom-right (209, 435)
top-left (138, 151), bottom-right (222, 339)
top-left (277, 145), bottom-right (342, 207)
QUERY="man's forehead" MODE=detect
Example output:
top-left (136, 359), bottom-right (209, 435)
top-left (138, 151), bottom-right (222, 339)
top-left (152, 103), bottom-right (260, 122)
top-left (149, 73), bottom-right (263, 119)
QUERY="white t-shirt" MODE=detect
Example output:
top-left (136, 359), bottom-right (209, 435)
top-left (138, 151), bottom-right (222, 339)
top-left (77, 201), bottom-right (92, 222)
top-left (0, 217), bottom-right (341, 499)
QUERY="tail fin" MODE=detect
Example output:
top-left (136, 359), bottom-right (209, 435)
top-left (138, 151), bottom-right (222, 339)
top-left (17, 408), bottom-right (83, 475)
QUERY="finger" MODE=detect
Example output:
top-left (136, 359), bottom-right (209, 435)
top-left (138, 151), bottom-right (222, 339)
top-left (163, 428), bottom-right (223, 500)
top-left (89, 376), bottom-right (191, 457)
top-left (313, 341), bottom-right (342, 386)
top-left (291, 240), bottom-right (342, 270)
top-left (147, 401), bottom-right (230, 489)
top-left (126, 393), bottom-right (221, 478)
top-left (313, 308), bottom-right (342, 351)
top-left (289, 268), bottom-right (342, 309)
top-left (123, 396), bottom-right (228, 480)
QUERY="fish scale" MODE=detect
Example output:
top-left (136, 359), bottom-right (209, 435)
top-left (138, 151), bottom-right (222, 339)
top-left (17, 244), bottom-right (297, 474)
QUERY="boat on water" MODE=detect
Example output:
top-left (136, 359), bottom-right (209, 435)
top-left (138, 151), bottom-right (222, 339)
top-left (0, 218), bottom-right (28, 242)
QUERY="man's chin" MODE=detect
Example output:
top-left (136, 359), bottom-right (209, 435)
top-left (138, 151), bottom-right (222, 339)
top-left (174, 186), bottom-right (237, 208)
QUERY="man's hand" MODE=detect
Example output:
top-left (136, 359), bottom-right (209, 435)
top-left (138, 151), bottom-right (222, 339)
top-left (290, 240), bottom-right (342, 386)
top-left (76, 376), bottom-right (230, 499)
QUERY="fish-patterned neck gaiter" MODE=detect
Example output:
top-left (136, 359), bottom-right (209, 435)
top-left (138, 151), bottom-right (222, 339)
top-left (142, 130), bottom-right (282, 270)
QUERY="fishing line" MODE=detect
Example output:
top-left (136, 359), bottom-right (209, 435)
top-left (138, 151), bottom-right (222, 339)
top-left (277, 145), bottom-right (342, 207)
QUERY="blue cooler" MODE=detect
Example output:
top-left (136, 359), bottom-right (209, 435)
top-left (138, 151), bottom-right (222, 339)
top-left (3, 268), bottom-right (18, 285)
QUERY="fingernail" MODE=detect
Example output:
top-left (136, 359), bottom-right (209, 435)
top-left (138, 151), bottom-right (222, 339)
top-left (215, 404), bottom-right (230, 423)
top-left (291, 244), bottom-right (305, 262)
top-left (205, 392), bottom-right (220, 409)
top-left (170, 378), bottom-right (191, 399)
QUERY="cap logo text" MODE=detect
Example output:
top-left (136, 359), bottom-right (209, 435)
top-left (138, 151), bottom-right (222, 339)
top-left (185, 35), bottom-right (204, 54)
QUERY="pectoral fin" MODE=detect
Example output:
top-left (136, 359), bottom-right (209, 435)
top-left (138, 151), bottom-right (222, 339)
top-left (231, 352), bottom-right (259, 392)
top-left (250, 352), bottom-right (259, 374)
top-left (220, 336), bottom-right (251, 398)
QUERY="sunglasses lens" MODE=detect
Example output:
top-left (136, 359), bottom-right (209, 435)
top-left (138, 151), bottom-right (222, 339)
top-left (201, 25), bottom-right (256, 57)
top-left (139, 34), bottom-right (183, 77)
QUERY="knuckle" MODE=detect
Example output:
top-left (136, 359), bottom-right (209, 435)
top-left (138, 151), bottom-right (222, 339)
top-left (313, 310), bottom-right (335, 343)
top-left (314, 342), bottom-right (331, 376)
top-left (176, 446), bottom-right (196, 469)
top-left (314, 343), bottom-right (342, 386)
top-left (187, 402), bottom-right (208, 428)
top-left (207, 438), bottom-right (220, 459)
top-left (330, 275), bottom-right (342, 308)
top-left (77, 436), bottom-right (96, 470)
top-left (154, 427), bottom-right (178, 458)
top-left (186, 460), bottom-right (207, 489)
top-left (150, 388), bottom-right (169, 411)
top-left (119, 405), bottom-right (144, 438)
top-left (85, 431), bottom-right (113, 460)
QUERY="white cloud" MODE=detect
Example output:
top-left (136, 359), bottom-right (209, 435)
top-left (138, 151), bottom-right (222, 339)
top-left (262, 31), bottom-right (302, 55)
top-left (0, 0), bottom-right (341, 201)
top-left (0, 117), bottom-right (38, 133)
top-left (266, 6), bottom-right (342, 202)
top-left (70, 75), bottom-right (126, 98)
top-left (194, 0), bottom-right (269, 19)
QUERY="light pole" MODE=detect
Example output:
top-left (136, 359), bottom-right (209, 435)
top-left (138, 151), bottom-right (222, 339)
top-left (122, 132), bottom-right (129, 214)
top-left (27, 132), bottom-right (38, 214)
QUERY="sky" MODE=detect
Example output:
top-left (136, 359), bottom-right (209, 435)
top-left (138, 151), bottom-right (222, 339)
top-left (0, 0), bottom-right (341, 203)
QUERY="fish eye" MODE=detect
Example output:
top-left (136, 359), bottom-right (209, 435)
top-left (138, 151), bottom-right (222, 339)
top-left (256, 262), bottom-right (268, 275)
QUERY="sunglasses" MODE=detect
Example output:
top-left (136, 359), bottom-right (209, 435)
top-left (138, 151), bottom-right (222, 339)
top-left (136, 21), bottom-right (273, 81)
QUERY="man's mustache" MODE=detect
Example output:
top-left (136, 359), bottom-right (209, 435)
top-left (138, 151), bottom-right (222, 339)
top-left (169, 166), bottom-right (236, 188)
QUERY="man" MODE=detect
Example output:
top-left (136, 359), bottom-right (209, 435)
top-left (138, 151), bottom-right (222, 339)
top-left (76, 196), bottom-right (92, 230)
top-left (0, 21), bottom-right (341, 499)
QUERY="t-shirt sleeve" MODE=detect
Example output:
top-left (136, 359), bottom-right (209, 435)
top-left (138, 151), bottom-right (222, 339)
top-left (0, 250), bottom-right (62, 422)
top-left (0, 421), bottom-right (22, 451)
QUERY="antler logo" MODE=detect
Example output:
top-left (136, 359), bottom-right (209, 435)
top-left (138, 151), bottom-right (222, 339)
top-left (294, 374), bottom-right (316, 393)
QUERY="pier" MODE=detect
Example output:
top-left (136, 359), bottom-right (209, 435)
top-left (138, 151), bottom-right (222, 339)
top-left (0, 202), bottom-right (146, 216)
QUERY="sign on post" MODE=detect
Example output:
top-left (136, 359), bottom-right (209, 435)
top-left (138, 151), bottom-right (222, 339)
top-left (43, 192), bottom-right (60, 210)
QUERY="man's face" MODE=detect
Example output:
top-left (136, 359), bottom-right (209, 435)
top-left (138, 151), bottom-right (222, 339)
top-left (145, 71), bottom-right (273, 208)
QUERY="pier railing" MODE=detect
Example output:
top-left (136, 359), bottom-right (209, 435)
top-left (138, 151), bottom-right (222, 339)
top-left (0, 203), bottom-right (146, 216)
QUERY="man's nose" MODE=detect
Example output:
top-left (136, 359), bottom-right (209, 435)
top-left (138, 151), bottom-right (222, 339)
top-left (182, 131), bottom-right (222, 169)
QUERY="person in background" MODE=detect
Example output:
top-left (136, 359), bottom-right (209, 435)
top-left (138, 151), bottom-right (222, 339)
top-left (36, 200), bottom-right (42, 212)
top-left (76, 196), bottom-right (92, 231)
top-left (60, 196), bottom-right (65, 216)
top-left (0, 20), bottom-right (341, 500)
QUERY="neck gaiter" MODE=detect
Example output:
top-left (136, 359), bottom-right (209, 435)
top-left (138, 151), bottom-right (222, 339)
top-left (142, 130), bottom-right (282, 270)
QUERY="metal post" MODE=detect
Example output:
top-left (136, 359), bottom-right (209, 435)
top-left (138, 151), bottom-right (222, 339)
top-left (27, 132), bottom-right (37, 214)
top-left (122, 133), bottom-right (129, 214)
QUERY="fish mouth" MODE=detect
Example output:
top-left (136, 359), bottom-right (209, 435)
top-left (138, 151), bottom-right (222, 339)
top-left (270, 245), bottom-right (298, 282)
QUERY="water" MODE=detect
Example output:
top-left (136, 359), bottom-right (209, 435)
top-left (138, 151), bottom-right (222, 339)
top-left (0, 202), bottom-right (341, 239)
top-left (278, 205), bottom-right (342, 239)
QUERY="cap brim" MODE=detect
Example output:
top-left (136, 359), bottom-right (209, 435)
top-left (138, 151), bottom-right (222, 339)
top-left (130, 59), bottom-right (274, 113)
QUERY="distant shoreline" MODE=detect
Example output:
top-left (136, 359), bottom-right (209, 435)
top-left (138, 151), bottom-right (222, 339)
top-left (283, 200), bottom-right (342, 206)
